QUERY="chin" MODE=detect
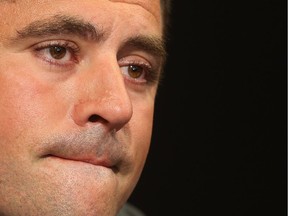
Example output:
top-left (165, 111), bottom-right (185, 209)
top-left (33, 178), bottom-right (120, 216)
top-left (28, 158), bottom-right (128, 216)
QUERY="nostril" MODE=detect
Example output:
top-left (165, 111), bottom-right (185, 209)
top-left (88, 114), bottom-right (100, 123)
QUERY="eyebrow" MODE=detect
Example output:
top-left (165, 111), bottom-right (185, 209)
top-left (121, 35), bottom-right (166, 60)
top-left (14, 14), bottom-right (105, 42)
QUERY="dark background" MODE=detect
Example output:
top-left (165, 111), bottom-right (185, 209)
top-left (128, 0), bottom-right (286, 215)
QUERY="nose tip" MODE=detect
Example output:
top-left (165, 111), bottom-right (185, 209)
top-left (72, 94), bottom-right (133, 132)
top-left (106, 101), bottom-right (133, 131)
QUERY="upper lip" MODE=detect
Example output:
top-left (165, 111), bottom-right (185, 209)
top-left (38, 126), bottom-right (125, 173)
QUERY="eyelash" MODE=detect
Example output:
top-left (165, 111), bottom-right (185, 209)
top-left (33, 40), bottom-right (80, 67)
top-left (33, 41), bottom-right (159, 84)
top-left (119, 59), bottom-right (159, 85)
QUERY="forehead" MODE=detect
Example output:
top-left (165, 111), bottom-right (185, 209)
top-left (1, 0), bottom-right (161, 19)
top-left (0, 1), bottom-right (162, 30)
top-left (109, 0), bottom-right (161, 19)
top-left (0, 0), bottom-right (163, 42)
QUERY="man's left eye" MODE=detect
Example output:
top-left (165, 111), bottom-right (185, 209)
top-left (121, 64), bottom-right (148, 83)
top-left (127, 65), bottom-right (144, 79)
top-left (119, 57), bottom-right (159, 85)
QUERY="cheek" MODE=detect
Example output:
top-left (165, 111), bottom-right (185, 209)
top-left (0, 64), bottom-right (59, 147)
top-left (130, 97), bottom-right (155, 163)
top-left (123, 101), bottom-right (154, 198)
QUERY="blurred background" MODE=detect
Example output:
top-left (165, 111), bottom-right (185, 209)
top-left (128, 0), bottom-right (286, 215)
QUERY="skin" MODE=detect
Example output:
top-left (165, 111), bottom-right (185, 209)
top-left (0, 0), bottom-right (165, 215)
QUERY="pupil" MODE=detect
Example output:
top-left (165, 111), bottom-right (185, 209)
top-left (128, 65), bottom-right (142, 78)
top-left (50, 46), bottom-right (66, 59)
top-left (130, 65), bottom-right (138, 71)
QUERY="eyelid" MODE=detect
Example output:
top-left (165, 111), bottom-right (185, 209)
top-left (33, 39), bottom-right (79, 51)
top-left (120, 58), bottom-right (153, 71)
top-left (32, 40), bottom-right (80, 67)
top-left (119, 57), bottom-right (160, 85)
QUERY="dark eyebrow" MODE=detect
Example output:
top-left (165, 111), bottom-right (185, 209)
top-left (120, 35), bottom-right (167, 60)
top-left (13, 14), bottom-right (105, 42)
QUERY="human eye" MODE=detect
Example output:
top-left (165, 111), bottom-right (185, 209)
top-left (119, 58), bottom-right (159, 85)
top-left (32, 40), bottom-right (80, 68)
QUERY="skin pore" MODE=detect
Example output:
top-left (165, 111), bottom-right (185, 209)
top-left (0, 0), bottom-right (165, 215)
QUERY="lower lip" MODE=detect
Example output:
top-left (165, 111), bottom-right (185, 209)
top-left (44, 155), bottom-right (115, 170)
top-left (38, 155), bottom-right (120, 191)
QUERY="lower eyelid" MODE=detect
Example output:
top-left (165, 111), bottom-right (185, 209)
top-left (32, 49), bottom-right (78, 70)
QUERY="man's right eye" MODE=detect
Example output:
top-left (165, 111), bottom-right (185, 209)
top-left (49, 46), bottom-right (68, 60)
top-left (33, 40), bottom-right (80, 68)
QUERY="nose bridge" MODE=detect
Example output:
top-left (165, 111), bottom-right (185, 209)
top-left (91, 57), bottom-right (126, 100)
top-left (72, 55), bottom-right (133, 131)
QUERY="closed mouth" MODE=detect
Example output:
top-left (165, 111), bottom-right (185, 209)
top-left (43, 154), bottom-right (120, 173)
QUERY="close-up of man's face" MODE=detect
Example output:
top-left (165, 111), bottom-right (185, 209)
top-left (0, 0), bottom-right (165, 215)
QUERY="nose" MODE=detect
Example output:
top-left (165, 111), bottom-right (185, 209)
top-left (71, 57), bottom-right (133, 132)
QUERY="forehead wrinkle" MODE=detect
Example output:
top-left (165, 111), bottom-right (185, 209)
top-left (0, 0), bottom-right (16, 3)
top-left (108, 0), bottom-right (161, 21)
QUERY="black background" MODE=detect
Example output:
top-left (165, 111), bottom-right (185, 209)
top-left (128, 0), bottom-right (287, 215)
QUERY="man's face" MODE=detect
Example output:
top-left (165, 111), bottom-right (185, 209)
top-left (0, 0), bottom-right (164, 215)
